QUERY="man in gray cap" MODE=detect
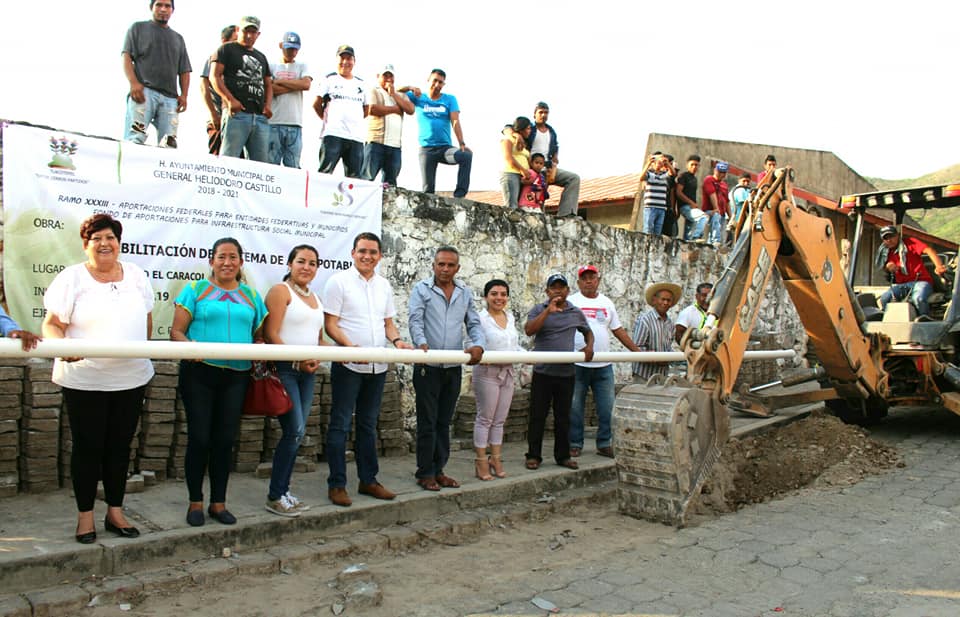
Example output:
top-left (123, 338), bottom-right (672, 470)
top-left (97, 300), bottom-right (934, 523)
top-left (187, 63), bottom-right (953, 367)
top-left (268, 32), bottom-right (312, 168)
top-left (364, 64), bottom-right (414, 186)
top-left (212, 16), bottom-right (273, 162)
top-left (876, 225), bottom-right (947, 321)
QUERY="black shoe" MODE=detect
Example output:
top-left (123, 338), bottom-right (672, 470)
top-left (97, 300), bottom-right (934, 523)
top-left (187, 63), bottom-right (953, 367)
top-left (186, 509), bottom-right (205, 527)
top-left (104, 517), bottom-right (140, 538)
top-left (75, 530), bottom-right (97, 544)
top-left (207, 506), bottom-right (237, 525)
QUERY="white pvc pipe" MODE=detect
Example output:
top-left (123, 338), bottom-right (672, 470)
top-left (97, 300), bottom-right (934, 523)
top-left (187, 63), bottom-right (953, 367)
top-left (0, 339), bottom-right (795, 365)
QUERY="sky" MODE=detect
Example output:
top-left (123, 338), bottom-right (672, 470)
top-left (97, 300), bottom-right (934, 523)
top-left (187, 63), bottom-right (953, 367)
top-left (2, 0), bottom-right (958, 192)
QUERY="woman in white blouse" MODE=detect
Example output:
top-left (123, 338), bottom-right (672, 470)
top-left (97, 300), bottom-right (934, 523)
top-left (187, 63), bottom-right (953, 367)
top-left (42, 214), bottom-right (154, 544)
top-left (472, 279), bottom-right (520, 480)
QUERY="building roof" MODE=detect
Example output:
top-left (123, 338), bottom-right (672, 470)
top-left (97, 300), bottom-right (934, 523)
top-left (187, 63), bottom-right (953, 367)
top-left (467, 173), bottom-right (643, 209)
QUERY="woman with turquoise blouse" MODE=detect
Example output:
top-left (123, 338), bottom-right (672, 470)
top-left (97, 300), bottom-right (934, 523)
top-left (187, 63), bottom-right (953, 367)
top-left (171, 237), bottom-right (267, 527)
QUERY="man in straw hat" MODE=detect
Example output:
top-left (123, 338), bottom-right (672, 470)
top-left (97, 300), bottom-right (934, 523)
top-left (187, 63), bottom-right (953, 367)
top-left (632, 281), bottom-right (682, 380)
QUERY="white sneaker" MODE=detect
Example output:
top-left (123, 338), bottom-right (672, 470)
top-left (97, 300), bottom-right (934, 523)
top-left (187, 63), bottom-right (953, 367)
top-left (284, 491), bottom-right (310, 511)
top-left (265, 495), bottom-right (300, 517)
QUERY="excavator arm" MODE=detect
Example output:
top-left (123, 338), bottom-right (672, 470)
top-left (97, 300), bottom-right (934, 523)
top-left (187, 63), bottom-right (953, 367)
top-left (613, 167), bottom-right (889, 526)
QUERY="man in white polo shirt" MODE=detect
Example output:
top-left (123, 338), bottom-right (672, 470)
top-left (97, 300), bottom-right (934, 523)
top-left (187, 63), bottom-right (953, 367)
top-left (322, 232), bottom-right (413, 507)
top-left (313, 44), bottom-right (369, 178)
top-left (567, 265), bottom-right (641, 458)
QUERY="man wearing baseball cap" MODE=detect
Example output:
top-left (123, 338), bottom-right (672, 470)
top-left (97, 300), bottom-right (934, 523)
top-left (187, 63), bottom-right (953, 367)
top-left (567, 265), bottom-right (641, 458)
top-left (212, 16), bottom-right (273, 162)
top-left (876, 225), bottom-right (947, 321)
top-left (268, 32), bottom-right (312, 168)
top-left (364, 64), bottom-right (414, 186)
top-left (313, 45), bottom-right (369, 179)
top-left (702, 161), bottom-right (730, 246)
top-left (524, 273), bottom-right (594, 471)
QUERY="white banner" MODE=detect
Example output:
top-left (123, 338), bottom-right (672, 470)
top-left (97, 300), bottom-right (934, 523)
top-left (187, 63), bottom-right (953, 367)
top-left (1, 123), bottom-right (382, 337)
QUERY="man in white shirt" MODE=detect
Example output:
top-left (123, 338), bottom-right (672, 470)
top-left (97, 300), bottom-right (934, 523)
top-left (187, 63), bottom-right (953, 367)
top-left (313, 45), bottom-right (369, 178)
top-left (322, 232), bottom-right (413, 507)
top-left (567, 265), bottom-right (641, 458)
top-left (675, 282), bottom-right (712, 345)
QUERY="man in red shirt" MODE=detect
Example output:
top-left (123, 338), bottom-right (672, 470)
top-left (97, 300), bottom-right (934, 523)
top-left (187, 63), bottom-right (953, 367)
top-left (877, 225), bottom-right (947, 321)
top-left (702, 161), bottom-right (729, 245)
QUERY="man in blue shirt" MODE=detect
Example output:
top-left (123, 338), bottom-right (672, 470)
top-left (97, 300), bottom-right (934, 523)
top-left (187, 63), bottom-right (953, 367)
top-left (408, 246), bottom-right (485, 490)
top-left (401, 69), bottom-right (473, 198)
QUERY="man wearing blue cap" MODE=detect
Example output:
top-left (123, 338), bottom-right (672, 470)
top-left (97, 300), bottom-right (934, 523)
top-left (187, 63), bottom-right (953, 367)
top-left (269, 32), bottom-right (312, 168)
top-left (702, 161), bottom-right (730, 246)
top-left (524, 273), bottom-right (594, 471)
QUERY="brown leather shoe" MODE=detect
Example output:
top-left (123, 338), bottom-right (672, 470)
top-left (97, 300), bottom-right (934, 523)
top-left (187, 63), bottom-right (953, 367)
top-left (597, 446), bottom-right (614, 458)
top-left (435, 474), bottom-right (461, 488)
top-left (358, 482), bottom-right (396, 500)
top-left (328, 487), bottom-right (352, 507)
top-left (558, 459), bottom-right (579, 470)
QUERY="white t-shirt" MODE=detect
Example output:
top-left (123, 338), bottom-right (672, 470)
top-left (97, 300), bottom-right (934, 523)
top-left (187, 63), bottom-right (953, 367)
top-left (530, 127), bottom-right (551, 157)
top-left (675, 304), bottom-right (707, 332)
top-left (269, 61), bottom-right (310, 126)
top-left (368, 86), bottom-right (403, 147)
top-left (568, 292), bottom-right (622, 368)
top-left (317, 73), bottom-right (370, 142)
top-left (322, 266), bottom-right (396, 374)
top-left (43, 262), bottom-right (155, 390)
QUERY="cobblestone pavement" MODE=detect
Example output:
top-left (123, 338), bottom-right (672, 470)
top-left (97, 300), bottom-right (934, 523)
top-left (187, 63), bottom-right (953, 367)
top-left (81, 406), bottom-right (960, 617)
top-left (462, 406), bottom-right (960, 617)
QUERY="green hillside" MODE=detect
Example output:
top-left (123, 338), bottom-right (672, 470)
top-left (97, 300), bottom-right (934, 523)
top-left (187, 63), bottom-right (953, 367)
top-left (866, 165), bottom-right (960, 243)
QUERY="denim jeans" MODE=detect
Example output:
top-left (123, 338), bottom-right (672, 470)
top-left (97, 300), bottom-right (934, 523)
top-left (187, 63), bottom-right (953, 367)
top-left (220, 112), bottom-right (271, 162)
top-left (326, 363), bottom-right (386, 489)
top-left (643, 207), bottom-right (666, 235)
top-left (413, 365), bottom-right (461, 478)
top-left (268, 362), bottom-right (315, 500)
top-left (179, 361), bottom-right (249, 503)
top-left (526, 372), bottom-right (574, 464)
top-left (679, 205), bottom-right (707, 240)
top-left (552, 167), bottom-right (581, 216)
top-left (570, 365), bottom-right (615, 450)
top-left (880, 281), bottom-right (934, 316)
top-left (707, 212), bottom-right (727, 244)
top-left (500, 172), bottom-right (521, 209)
top-left (124, 87), bottom-right (179, 146)
top-left (363, 142), bottom-right (402, 185)
top-left (269, 125), bottom-right (303, 168)
top-left (418, 146), bottom-right (472, 197)
top-left (318, 135), bottom-right (364, 178)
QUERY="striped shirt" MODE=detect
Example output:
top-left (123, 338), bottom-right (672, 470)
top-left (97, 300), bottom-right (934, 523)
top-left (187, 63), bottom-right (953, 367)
top-left (631, 308), bottom-right (675, 379)
top-left (643, 171), bottom-right (671, 210)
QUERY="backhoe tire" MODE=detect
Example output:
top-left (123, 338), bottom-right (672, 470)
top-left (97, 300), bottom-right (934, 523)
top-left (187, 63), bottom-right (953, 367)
top-left (826, 396), bottom-right (888, 426)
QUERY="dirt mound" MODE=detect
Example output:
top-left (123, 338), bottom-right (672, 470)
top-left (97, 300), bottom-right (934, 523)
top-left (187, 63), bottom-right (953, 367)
top-left (696, 410), bottom-right (903, 515)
